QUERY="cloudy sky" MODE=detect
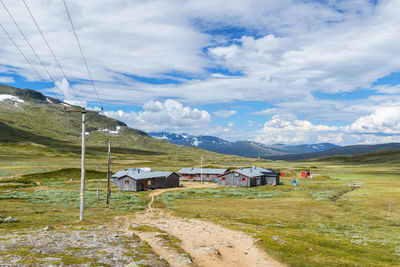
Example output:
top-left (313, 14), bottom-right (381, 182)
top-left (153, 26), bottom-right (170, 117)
top-left (1, 0), bottom-right (400, 145)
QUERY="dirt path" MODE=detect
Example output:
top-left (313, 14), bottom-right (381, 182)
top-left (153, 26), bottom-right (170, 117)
top-left (121, 182), bottom-right (284, 267)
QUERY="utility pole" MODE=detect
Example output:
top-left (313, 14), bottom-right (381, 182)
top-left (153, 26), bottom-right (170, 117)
top-left (200, 156), bottom-right (203, 183)
top-left (106, 139), bottom-right (111, 204)
top-left (65, 107), bottom-right (99, 221)
top-left (80, 109), bottom-right (86, 221)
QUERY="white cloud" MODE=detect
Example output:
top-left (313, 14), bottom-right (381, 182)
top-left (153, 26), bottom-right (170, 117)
top-left (255, 106), bottom-right (400, 145)
top-left (0, 76), bottom-right (14, 83)
top-left (0, 0), bottom-right (398, 110)
top-left (252, 108), bottom-right (277, 115)
top-left (1, 0), bottom-right (400, 144)
top-left (344, 106), bottom-right (400, 135)
top-left (104, 99), bottom-right (210, 132)
top-left (213, 109), bottom-right (237, 118)
top-left (255, 114), bottom-right (338, 144)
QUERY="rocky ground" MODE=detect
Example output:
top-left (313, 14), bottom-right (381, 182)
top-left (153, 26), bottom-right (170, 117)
top-left (0, 225), bottom-right (168, 266)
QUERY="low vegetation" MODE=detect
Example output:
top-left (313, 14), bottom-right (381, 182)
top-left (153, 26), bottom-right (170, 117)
top-left (158, 163), bottom-right (400, 266)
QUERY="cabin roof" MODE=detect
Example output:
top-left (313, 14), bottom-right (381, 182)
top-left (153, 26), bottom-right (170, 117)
top-left (112, 167), bottom-right (152, 178)
top-left (117, 171), bottom-right (175, 180)
top-left (219, 167), bottom-right (278, 178)
top-left (177, 168), bottom-right (227, 175)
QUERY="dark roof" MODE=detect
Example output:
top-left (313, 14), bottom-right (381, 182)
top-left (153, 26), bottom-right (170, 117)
top-left (219, 167), bottom-right (278, 178)
top-left (178, 168), bottom-right (227, 175)
top-left (117, 171), bottom-right (175, 180)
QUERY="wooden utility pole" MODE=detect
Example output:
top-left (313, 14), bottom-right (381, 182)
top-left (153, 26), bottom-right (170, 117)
top-left (200, 156), bottom-right (203, 183)
top-left (106, 139), bottom-right (111, 204)
top-left (65, 107), bottom-right (99, 221)
top-left (80, 109), bottom-right (86, 221)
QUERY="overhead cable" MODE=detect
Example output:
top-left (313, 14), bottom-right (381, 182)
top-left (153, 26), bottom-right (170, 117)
top-left (1, 0), bottom-right (84, 106)
top-left (62, 0), bottom-right (103, 110)
top-left (21, 0), bottom-right (86, 107)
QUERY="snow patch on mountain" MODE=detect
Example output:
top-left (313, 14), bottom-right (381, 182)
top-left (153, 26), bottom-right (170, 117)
top-left (0, 94), bottom-right (24, 107)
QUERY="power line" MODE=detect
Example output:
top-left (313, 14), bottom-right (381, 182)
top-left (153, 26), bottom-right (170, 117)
top-left (0, 0), bottom-right (83, 105)
top-left (62, 0), bottom-right (103, 110)
top-left (0, 23), bottom-right (45, 82)
top-left (21, 0), bottom-right (85, 108)
top-left (0, 22), bottom-right (67, 99)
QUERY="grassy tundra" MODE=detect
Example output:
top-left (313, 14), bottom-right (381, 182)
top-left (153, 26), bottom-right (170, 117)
top-left (155, 155), bottom-right (400, 266)
top-left (2, 150), bottom-right (400, 266)
top-left (1, 85), bottom-right (400, 265)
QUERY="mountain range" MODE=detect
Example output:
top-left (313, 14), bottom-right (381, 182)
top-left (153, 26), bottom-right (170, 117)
top-left (149, 131), bottom-right (400, 160)
top-left (148, 132), bottom-right (339, 158)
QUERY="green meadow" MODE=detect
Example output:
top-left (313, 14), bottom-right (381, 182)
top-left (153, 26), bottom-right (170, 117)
top-left (154, 158), bottom-right (400, 266)
top-left (1, 107), bottom-right (400, 267)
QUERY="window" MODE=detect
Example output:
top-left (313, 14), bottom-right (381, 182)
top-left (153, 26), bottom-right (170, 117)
top-left (147, 180), bottom-right (152, 186)
top-left (221, 177), bottom-right (226, 181)
top-left (234, 173), bottom-right (239, 177)
top-left (241, 177), bottom-right (246, 182)
top-left (124, 180), bottom-right (130, 185)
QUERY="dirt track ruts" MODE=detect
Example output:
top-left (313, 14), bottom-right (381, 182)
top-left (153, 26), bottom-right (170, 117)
top-left (121, 182), bottom-right (284, 267)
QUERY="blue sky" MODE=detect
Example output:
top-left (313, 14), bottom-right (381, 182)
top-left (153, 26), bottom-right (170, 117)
top-left (1, 0), bottom-right (400, 145)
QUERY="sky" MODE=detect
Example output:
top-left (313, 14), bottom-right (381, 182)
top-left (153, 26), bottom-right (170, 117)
top-left (1, 0), bottom-right (400, 145)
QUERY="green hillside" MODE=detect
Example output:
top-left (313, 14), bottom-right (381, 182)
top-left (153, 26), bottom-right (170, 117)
top-left (0, 84), bottom-right (262, 177)
top-left (308, 148), bottom-right (400, 164)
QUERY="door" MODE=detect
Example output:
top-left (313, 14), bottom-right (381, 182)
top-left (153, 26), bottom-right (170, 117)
top-left (142, 179), bottom-right (147, 191)
top-left (151, 178), bottom-right (156, 188)
top-left (171, 176), bottom-right (174, 187)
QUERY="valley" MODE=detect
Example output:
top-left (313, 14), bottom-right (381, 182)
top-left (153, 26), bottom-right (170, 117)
top-left (1, 85), bottom-right (400, 266)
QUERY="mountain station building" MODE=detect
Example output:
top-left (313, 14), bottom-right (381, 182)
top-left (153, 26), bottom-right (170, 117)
top-left (178, 168), bottom-right (228, 182)
top-left (217, 166), bottom-right (280, 187)
top-left (112, 168), bottom-right (180, 192)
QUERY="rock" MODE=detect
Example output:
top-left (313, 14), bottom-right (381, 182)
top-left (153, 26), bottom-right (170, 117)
top-left (0, 216), bottom-right (19, 223)
top-left (98, 225), bottom-right (104, 230)
top-left (194, 247), bottom-right (221, 256)
top-left (175, 254), bottom-right (192, 265)
top-left (125, 263), bottom-right (139, 267)
top-left (232, 258), bottom-right (239, 262)
top-left (114, 234), bottom-right (119, 238)
top-left (44, 226), bottom-right (51, 231)
top-left (65, 225), bottom-right (72, 229)
top-left (272, 236), bottom-right (286, 244)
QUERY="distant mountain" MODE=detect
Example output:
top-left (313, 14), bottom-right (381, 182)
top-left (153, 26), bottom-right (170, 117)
top-left (148, 132), bottom-right (338, 158)
top-left (264, 143), bottom-right (400, 161)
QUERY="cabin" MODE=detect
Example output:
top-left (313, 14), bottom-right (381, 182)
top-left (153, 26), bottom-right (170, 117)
top-left (177, 168), bottom-right (228, 182)
top-left (112, 167), bottom-right (152, 186)
top-left (112, 168), bottom-right (179, 192)
top-left (217, 166), bottom-right (280, 187)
